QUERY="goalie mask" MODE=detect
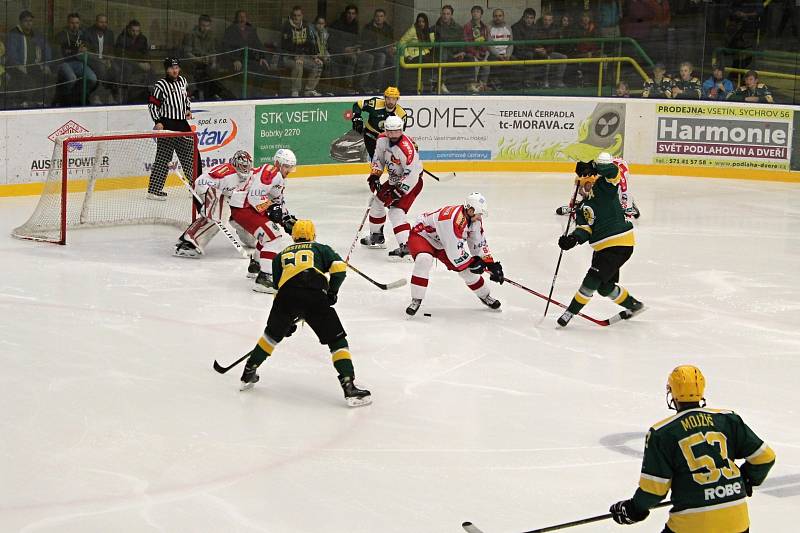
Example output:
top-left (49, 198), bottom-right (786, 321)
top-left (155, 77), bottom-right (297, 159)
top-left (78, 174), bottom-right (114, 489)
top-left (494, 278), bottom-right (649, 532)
top-left (230, 150), bottom-right (253, 180)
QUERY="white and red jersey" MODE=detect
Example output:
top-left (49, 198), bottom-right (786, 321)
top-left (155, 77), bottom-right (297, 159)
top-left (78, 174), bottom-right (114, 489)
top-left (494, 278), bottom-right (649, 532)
top-left (193, 163), bottom-right (245, 198)
top-left (229, 163), bottom-right (287, 214)
top-left (611, 156), bottom-right (633, 212)
top-left (371, 133), bottom-right (423, 194)
top-left (412, 205), bottom-right (491, 271)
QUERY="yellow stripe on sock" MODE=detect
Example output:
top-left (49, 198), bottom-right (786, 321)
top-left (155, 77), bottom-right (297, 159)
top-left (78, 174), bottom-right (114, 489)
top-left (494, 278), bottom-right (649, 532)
top-left (613, 288), bottom-right (630, 305)
top-left (574, 291), bottom-right (591, 305)
top-left (257, 335), bottom-right (275, 354)
top-left (331, 349), bottom-right (352, 362)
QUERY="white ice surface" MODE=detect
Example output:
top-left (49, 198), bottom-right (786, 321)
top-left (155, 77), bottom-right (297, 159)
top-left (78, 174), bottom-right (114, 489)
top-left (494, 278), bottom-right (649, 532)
top-left (0, 172), bottom-right (798, 533)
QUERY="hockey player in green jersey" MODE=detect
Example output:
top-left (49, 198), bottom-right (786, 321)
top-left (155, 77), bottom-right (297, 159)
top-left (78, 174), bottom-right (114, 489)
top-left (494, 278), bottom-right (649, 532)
top-left (239, 219), bottom-right (371, 407)
top-left (609, 365), bottom-right (776, 533)
top-left (556, 152), bottom-right (644, 327)
top-left (352, 86), bottom-right (408, 159)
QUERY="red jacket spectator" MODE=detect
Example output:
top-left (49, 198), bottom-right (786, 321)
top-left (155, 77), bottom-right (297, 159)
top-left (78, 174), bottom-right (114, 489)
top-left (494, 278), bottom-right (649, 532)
top-left (576, 13), bottom-right (599, 55)
top-left (650, 0), bottom-right (671, 29)
top-left (463, 18), bottom-right (489, 58)
top-left (621, 0), bottom-right (656, 40)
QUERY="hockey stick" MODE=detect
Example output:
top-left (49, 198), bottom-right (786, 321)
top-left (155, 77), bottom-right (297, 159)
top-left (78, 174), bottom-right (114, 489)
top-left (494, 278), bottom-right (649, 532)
top-left (423, 168), bottom-right (456, 182)
top-left (462, 502), bottom-right (670, 533)
top-left (346, 262), bottom-right (406, 290)
top-left (213, 351), bottom-right (251, 374)
top-left (506, 278), bottom-right (631, 326)
top-left (544, 182), bottom-right (580, 317)
top-left (345, 205), bottom-right (371, 263)
top-left (176, 174), bottom-right (249, 259)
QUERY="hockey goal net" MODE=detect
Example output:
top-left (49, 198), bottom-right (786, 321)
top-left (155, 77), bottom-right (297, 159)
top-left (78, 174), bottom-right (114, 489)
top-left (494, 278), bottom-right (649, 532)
top-left (12, 130), bottom-right (198, 244)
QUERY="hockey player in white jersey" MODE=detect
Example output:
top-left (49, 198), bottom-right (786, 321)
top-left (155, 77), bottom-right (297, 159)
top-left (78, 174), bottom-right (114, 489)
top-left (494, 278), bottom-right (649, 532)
top-left (228, 148), bottom-right (299, 293)
top-left (174, 150), bottom-right (254, 259)
top-left (557, 152), bottom-right (640, 219)
top-left (360, 115), bottom-right (424, 259)
top-left (405, 192), bottom-right (504, 316)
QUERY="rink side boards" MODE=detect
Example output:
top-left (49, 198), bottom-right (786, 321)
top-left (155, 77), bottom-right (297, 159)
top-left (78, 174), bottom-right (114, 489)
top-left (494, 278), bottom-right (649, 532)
top-left (1, 95), bottom-right (799, 198)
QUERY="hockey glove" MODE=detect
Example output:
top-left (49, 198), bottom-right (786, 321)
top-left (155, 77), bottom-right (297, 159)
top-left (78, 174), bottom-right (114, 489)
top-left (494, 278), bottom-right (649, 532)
top-left (485, 261), bottom-right (504, 284)
top-left (469, 257), bottom-right (486, 275)
top-left (609, 500), bottom-right (649, 525)
top-left (327, 291), bottom-right (338, 306)
top-left (575, 160), bottom-right (597, 177)
top-left (367, 173), bottom-right (381, 193)
top-left (282, 214), bottom-right (297, 234)
top-left (266, 203), bottom-right (283, 224)
top-left (352, 115), bottom-right (364, 134)
top-left (741, 463), bottom-right (755, 497)
top-left (558, 234), bottom-right (578, 250)
top-left (377, 182), bottom-right (402, 206)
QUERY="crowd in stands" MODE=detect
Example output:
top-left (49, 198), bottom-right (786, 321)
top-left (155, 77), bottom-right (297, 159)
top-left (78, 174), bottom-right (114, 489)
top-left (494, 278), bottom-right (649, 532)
top-left (0, 1), bottom-right (791, 108)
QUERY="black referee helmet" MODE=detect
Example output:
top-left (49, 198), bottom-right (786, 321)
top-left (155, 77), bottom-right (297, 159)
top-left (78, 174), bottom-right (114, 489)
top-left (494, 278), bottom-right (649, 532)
top-left (163, 57), bottom-right (180, 69)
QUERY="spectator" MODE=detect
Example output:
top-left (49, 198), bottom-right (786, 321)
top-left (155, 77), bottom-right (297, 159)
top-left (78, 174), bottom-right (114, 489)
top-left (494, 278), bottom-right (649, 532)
top-left (511, 8), bottom-right (540, 90)
top-left (650, 0), bottom-right (671, 62)
top-left (702, 64), bottom-right (734, 100)
top-left (311, 16), bottom-right (332, 94)
top-left (54, 13), bottom-right (98, 106)
top-left (222, 10), bottom-right (276, 97)
top-left (85, 14), bottom-right (119, 104)
top-left (182, 14), bottom-right (227, 101)
top-left (641, 62), bottom-right (672, 98)
top-left (574, 12), bottom-right (600, 87)
top-left (398, 13), bottom-right (435, 93)
top-left (328, 5), bottom-right (362, 94)
top-left (614, 79), bottom-right (630, 96)
top-left (728, 70), bottom-right (774, 103)
top-left (5, 10), bottom-right (52, 108)
top-left (764, 0), bottom-right (800, 50)
top-left (488, 9), bottom-right (513, 89)
top-left (115, 20), bottom-right (152, 103)
top-left (725, 0), bottom-right (763, 70)
top-left (434, 5), bottom-right (466, 93)
top-left (463, 5), bottom-right (490, 92)
top-left (360, 9), bottom-right (395, 93)
top-left (670, 61), bottom-right (701, 99)
top-left (622, 0), bottom-right (656, 56)
top-left (534, 13), bottom-right (567, 88)
top-left (597, 0), bottom-right (622, 38)
top-left (280, 6), bottom-right (322, 97)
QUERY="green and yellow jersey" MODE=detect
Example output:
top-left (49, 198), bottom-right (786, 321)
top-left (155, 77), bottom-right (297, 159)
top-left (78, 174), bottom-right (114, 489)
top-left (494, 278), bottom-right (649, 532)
top-left (671, 77), bottom-right (702, 99)
top-left (727, 83), bottom-right (774, 104)
top-left (572, 170), bottom-right (634, 250)
top-left (272, 241), bottom-right (347, 293)
top-left (632, 407), bottom-right (775, 533)
top-left (352, 97), bottom-right (408, 138)
top-left (642, 75), bottom-right (673, 99)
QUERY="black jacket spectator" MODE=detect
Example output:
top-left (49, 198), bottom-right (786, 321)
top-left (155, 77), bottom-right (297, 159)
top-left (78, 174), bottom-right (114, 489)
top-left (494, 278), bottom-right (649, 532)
top-left (281, 17), bottom-right (316, 56)
top-left (84, 22), bottom-right (115, 59)
top-left (329, 10), bottom-right (361, 53)
top-left (511, 11), bottom-right (539, 57)
top-left (361, 18), bottom-right (394, 51)
top-left (222, 13), bottom-right (271, 67)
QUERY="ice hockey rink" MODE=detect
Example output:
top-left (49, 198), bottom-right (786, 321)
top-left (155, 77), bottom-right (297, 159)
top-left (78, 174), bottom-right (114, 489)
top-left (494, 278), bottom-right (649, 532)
top-left (0, 171), bottom-right (798, 533)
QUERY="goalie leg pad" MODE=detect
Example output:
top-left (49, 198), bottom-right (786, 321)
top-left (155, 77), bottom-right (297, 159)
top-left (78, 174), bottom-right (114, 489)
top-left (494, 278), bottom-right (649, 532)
top-left (183, 216), bottom-right (220, 253)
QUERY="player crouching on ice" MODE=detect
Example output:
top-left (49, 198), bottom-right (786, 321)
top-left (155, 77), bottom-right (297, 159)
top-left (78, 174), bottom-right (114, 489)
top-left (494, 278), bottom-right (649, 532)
top-left (556, 157), bottom-right (644, 327)
top-left (406, 192), bottom-right (504, 316)
top-left (239, 219), bottom-right (371, 407)
top-left (360, 115), bottom-right (423, 259)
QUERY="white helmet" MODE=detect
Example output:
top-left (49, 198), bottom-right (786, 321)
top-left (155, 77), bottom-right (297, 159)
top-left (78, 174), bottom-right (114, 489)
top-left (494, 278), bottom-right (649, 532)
top-left (465, 192), bottom-right (488, 217)
top-left (384, 115), bottom-right (404, 132)
top-left (274, 148), bottom-right (297, 167)
top-left (596, 152), bottom-right (613, 165)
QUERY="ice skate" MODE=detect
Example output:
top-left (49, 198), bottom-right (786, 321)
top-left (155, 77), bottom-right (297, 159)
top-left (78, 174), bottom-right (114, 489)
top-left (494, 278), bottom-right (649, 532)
top-left (360, 232), bottom-right (386, 249)
top-left (253, 272), bottom-right (276, 294)
top-left (621, 298), bottom-right (646, 320)
top-left (339, 375), bottom-right (372, 407)
top-left (240, 365), bottom-right (260, 391)
top-left (557, 310), bottom-right (574, 327)
top-left (479, 295), bottom-right (501, 310)
top-left (147, 190), bottom-right (167, 201)
top-left (247, 256), bottom-right (260, 278)
top-left (406, 298), bottom-right (422, 316)
top-left (388, 243), bottom-right (410, 260)
top-left (174, 241), bottom-right (200, 258)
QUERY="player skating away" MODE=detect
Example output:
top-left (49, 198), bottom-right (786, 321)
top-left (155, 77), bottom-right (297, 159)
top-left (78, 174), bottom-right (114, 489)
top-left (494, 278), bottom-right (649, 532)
top-left (557, 152), bottom-right (641, 220)
top-left (229, 148), bottom-right (299, 293)
top-left (609, 365), bottom-right (775, 532)
top-left (174, 150), bottom-right (254, 259)
top-left (556, 157), bottom-right (644, 327)
top-left (351, 86), bottom-right (407, 160)
top-left (406, 193), bottom-right (504, 316)
top-left (239, 220), bottom-right (371, 407)
top-left (360, 115), bottom-right (424, 259)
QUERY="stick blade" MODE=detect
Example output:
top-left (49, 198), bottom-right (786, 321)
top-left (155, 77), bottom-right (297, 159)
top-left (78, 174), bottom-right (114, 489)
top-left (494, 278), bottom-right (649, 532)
top-left (382, 278), bottom-right (407, 290)
top-left (212, 360), bottom-right (229, 374)
top-left (462, 522), bottom-right (485, 533)
top-left (437, 172), bottom-right (457, 182)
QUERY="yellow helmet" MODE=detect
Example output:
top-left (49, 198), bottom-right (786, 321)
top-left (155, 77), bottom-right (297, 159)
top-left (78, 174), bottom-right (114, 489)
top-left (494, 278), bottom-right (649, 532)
top-left (291, 219), bottom-right (316, 242)
top-left (666, 365), bottom-right (706, 410)
top-left (384, 86), bottom-right (400, 99)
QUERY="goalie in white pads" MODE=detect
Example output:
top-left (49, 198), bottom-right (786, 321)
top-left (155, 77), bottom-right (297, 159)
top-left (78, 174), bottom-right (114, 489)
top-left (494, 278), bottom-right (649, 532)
top-left (360, 115), bottom-right (424, 259)
top-left (406, 193), bottom-right (504, 316)
top-left (228, 148), bottom-right (299, 293)
top-left (175, 150), bottom-right (254, 258)
top-left (558, 152), bottom-right (640, 220)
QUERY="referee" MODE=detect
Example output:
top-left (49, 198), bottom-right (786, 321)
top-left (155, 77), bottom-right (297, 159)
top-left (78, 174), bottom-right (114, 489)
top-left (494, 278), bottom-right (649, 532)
top-left (147, 57), bottom-right (202, 199)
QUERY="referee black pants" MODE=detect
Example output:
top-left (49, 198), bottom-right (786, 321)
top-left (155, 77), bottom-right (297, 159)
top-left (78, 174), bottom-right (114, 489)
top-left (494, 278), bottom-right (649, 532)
top-left (148, 119), bottom-right (203, 193)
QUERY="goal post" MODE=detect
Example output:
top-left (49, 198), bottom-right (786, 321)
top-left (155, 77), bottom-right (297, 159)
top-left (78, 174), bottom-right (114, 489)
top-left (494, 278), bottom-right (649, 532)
top-left (12, 130), bottom-right (199, 244)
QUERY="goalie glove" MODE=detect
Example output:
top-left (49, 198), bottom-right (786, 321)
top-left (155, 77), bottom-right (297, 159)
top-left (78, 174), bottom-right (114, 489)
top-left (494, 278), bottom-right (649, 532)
top-left (377, 182), bottom-right (402, 206)
top-left (352, 115), bottom-right (364, 134)
top-left (282, 213), bottom-right (297, 234)
top-left (609, 500), bottom-right (649, 525)
top-left (367, 173), bottom-right (381, 193)
top-left (266, 203), bottom-right (283, 224)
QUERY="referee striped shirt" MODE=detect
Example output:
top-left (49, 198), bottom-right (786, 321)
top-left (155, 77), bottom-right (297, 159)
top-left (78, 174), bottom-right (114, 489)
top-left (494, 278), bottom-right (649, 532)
top-left (148, 75), bottom-right (191, 123)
